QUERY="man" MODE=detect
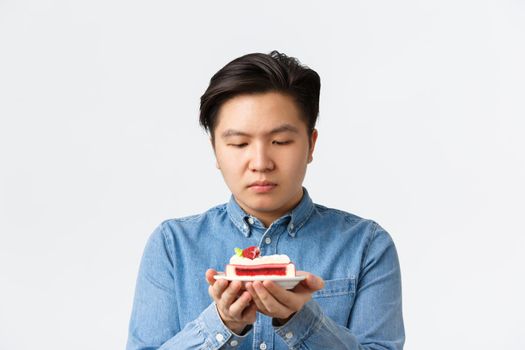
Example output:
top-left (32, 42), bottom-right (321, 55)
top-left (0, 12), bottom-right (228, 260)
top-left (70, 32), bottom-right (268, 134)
top-left (127, 51), bottom-right (405, 349)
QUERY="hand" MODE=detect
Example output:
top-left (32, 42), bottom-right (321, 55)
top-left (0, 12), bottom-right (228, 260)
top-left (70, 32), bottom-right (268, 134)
top-left (245, 272), bottom-right (324, 325)
top-left (206, 269), bottom-right (257, 334)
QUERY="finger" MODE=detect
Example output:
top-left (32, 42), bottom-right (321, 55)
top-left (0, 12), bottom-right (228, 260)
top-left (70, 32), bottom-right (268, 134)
top-left (294, 272), bottom-right (324, 292)
top-left (263, 280), bottom-right (306, 311)
top-left (295, 271), bottom-right (310, 290)
top-left (304, 273), bottom-right (324, 291)
top-left (252, 280), bottom-right (292, 316)
top-left (211, 278), bottom-right (229, 299)
top-left (218, 280), bottom-right (242, 309)
top-left (206, 269), bottom-right (218, 285)
top-left (241, 300), bottom-right (257, 324)
top-left (245, 282), bottom-right (266, 313)
top-left (262, 280), bottom-right (287, 296)
top-left (228, 291), bottom-right (252, 319)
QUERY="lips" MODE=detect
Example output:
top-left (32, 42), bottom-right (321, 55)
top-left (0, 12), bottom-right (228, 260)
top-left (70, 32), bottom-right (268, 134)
top-left (249, 180), bottom-right (277, 187)
top-left (248, 181), bottom-right (277, 193)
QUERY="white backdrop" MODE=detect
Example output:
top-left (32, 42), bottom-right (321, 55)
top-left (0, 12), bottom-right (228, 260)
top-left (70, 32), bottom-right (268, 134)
top-left (1, 1), bottom-right (524, 349)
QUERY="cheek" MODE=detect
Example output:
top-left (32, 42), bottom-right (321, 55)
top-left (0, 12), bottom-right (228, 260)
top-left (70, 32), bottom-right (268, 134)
top-left (217, 152), bottom-right (245, 177)
top-left (279, 152), bottom-right (308, 179)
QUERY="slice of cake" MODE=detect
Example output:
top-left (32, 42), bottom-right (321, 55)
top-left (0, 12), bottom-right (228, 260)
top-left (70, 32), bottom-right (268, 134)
top-left (225, 246), bottom-right (296, 277)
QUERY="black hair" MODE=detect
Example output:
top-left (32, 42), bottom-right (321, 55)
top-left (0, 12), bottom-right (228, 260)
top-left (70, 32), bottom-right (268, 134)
top-left (199, 50), bottom-right (320, 143)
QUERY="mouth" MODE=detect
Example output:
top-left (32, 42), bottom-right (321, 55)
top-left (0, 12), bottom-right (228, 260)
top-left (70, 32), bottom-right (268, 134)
top-left (249, 181), bottom-right (277, 187)
top-left (248, 181), bottom-right (277, 193)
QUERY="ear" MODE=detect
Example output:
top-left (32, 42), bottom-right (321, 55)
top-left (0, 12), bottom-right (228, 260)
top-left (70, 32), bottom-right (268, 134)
top-left (308, 128), bottom-right (318, 163)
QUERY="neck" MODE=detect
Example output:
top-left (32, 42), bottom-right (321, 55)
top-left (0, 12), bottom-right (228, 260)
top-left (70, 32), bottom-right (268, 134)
top-left (241, 188), bottom-right (304, 228)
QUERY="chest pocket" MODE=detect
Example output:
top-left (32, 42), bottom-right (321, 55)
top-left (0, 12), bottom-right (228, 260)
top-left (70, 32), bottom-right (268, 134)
top-left (312, 277), bottom-right (356, 326)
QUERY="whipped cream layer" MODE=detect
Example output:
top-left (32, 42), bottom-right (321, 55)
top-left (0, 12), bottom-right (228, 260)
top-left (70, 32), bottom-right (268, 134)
top-left (229, 254), bottom-right (290, 265)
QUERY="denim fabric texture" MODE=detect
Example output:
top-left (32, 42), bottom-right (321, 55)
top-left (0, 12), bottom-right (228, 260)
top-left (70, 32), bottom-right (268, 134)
top-left (127, 188), bottom-right (405, 349)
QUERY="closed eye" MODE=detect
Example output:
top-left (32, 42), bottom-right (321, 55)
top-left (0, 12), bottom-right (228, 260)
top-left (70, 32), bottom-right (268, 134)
top-left (229, 143), bottom-right (248, 148)
top-left (273, 140), bottom-right (292, 145)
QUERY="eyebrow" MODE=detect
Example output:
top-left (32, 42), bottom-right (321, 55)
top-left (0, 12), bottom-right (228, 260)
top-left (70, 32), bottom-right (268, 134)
top-left (220, 124), bottom-right (300, 138)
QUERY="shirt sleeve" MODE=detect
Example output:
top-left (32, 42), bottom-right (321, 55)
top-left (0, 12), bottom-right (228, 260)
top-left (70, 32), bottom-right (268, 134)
top-left (273, 223), bottom-right (405, 349)
top-left (126, 224), bottom-right (252, 350)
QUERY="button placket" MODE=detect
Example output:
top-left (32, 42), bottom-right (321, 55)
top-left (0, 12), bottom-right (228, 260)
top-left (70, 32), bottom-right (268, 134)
top-left (259, 224), bottom-right (276, 255)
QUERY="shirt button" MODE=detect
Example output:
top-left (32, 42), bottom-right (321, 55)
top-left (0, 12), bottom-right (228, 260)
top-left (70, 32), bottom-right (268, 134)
top-left (248, 217), bottom-right (255, 225)
top-left (264, 237), bottom-right (272, 244)
top-left (259, 342), bottom-right (267, 350)
top-left (285, 331), bottom-right (293, 339)
top-left (215, 333), bottom-right (224, 342)
top-left (230, 340), bottom-right (238, 346)
top-left (290, 223), bottom-right (294, 230)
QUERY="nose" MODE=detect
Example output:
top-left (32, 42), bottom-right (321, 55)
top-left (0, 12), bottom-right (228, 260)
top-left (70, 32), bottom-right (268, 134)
top-left (249, 143), bottom-right (274, 172)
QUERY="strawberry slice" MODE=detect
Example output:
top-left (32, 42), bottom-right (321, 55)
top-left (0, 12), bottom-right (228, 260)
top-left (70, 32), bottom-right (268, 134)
top-left (242, 246), bottom-right (260, 260)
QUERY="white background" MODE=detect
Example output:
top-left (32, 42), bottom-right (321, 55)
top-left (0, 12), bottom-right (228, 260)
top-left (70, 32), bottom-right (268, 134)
top-left (1, 0), bottom-right (524, 349)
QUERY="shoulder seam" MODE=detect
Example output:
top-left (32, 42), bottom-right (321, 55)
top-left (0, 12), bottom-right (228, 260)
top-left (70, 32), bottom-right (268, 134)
top-left (361, 220), bottom-right (379, 268)
top-left (163, 204), bottom-right (226, 224)
top-left (159, 221), bottom-right (175, 262)
top-left (314, 204), bottom-right (364, 224)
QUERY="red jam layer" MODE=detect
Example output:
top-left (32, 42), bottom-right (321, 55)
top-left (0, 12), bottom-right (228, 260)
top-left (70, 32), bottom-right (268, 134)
top-left (235, 267), bottom-right (286, 276)
top-left (234, 264), bottom-right (288, 276)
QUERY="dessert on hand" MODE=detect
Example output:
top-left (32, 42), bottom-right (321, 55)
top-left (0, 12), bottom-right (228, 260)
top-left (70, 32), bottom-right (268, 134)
top-left (225, 246), bottom-right (296, 277)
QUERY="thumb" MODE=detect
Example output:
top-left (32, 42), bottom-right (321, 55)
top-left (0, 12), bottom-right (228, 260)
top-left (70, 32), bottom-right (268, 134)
top-left (305, 274), bottom-right (324, 292)
top-left (205, 269), bottom-right (218, 285)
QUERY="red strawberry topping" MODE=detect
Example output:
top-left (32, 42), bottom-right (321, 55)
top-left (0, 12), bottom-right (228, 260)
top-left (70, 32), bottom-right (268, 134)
top-left (242, 246), bottom-right (260, 260)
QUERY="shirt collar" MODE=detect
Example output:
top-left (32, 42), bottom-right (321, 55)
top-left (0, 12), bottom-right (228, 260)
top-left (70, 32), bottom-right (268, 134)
top-left (226, 187), bottom-right (315, 238)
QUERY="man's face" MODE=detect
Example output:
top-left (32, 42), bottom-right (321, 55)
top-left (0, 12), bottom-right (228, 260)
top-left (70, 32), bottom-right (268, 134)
top-left (213, 92), bottom-right (317, 226)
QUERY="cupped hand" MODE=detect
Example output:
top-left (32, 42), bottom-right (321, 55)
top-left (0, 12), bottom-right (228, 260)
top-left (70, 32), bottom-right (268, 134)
top-left (245, 272), bottom-right (324, 325)
top-left (206, 269), bottom-right (257, 334)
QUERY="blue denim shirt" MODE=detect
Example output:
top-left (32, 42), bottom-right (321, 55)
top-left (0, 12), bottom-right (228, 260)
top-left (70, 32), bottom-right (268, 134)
top-left (127, 188), bottom-right (404, 349)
